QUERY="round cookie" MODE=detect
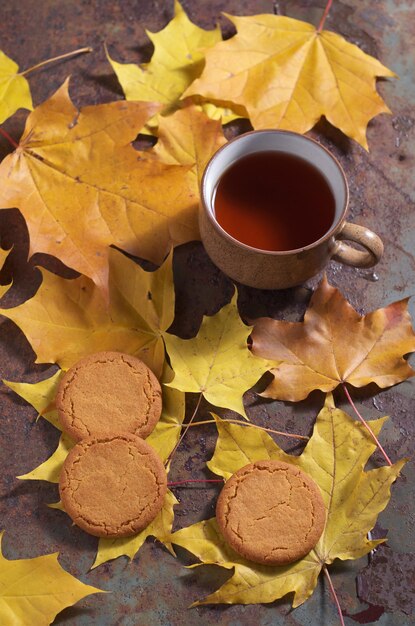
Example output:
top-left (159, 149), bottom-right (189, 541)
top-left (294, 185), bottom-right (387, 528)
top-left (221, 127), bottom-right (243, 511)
top-left (56, 352), bottom-right (162, 441)
top-left (59, 433), bottom-right (167, 537)
top-left (216, 460), bottom-right (325, 565)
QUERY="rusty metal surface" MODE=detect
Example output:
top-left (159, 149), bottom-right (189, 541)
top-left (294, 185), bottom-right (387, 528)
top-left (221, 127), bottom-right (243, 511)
top-left (0, 1), bottom-right (414, 625)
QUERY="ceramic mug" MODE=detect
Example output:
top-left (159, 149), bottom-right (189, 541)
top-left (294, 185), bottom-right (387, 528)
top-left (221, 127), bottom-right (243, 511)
top-left (199, 130), bottom-right (383, 289)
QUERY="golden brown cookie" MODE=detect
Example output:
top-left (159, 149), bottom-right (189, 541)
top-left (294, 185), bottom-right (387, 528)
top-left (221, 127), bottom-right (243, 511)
top-left (56, 352), bottom-right (162, 441)
top-left (59, 433), bottom-right (167, 537)
top-left (216, 460), bottom-right (325, 565)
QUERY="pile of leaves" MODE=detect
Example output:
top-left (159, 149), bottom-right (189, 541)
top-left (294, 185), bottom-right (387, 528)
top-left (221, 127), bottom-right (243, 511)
top-left (0, 2), bottom-right (413, 625)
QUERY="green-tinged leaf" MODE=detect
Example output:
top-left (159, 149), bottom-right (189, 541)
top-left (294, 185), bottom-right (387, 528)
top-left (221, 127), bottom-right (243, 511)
top-left (164, 292), bottom-right (271, 418)
top-left (0, 532), bottom-right (104, 625)
top-left (92, 489), bottom-right (178, 568)
top-left (170, 517), bottom-right (237, 567)
top-left (169, 517), bottom-right (320, 607)
top-left (0, 50), bottom-right (32, 124)
top-left (194, 552), bottom-right (320, 607)
top-left (169, 396), bottom-right (405, 607)
top-left (48, 501), bottom-right (64, 511)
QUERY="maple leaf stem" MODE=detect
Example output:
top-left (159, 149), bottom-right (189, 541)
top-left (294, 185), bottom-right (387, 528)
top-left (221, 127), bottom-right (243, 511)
top-left (342, 383), bottom-right (392, 466)
top-left (167, 478), bottom-right (224, 487)
top-left (165, 392), bottom-right (203, 466)
top-left (0, 127), bottom-right (19, 149)
top-left (180, 418), bottom-right (309, 440)
top-left (19, 47), bottom-right (93, 77)
top-left (322, 565), bottom-right (346, 626)
top-left (317, 0), bottom-right (333, 32)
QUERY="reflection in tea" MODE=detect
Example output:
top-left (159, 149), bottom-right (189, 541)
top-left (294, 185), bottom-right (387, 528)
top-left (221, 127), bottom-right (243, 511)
top-left (213, 151), bottom-right (335, 251)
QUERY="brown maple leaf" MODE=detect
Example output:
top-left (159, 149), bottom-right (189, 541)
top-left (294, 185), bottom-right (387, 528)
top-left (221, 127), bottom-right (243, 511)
top-left (251, 276), bottom-right (415, 402)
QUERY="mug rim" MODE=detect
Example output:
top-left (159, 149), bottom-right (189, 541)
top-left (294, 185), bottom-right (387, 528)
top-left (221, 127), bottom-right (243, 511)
top-left (201, 129), bottom-right (350, 256)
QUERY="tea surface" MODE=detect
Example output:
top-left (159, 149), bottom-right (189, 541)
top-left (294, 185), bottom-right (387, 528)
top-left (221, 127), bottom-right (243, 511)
top-left (213, 151), bottom-right (335, 251)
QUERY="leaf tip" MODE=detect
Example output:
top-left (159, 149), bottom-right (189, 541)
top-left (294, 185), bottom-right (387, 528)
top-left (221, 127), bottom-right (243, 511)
top-left (189, 599), bottom-right (201, 608)
top-left (103, 41), bottom-right (111, 59)
top-left (89, 559), bottom-right (100, 571)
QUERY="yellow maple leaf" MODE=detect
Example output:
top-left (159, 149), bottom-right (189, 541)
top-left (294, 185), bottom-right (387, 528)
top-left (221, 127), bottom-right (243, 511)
top-left (0, 248), bottom-right (174, 378)
top-left (164, 292), bottom-right (271, 419)
top-left (251, 276), bottom-right (415, 402)
top-left (151, 105), bottom-right (227, 189)
top-left (0, 532), bottom-right (104, 625)
top-left (169, 396), bottom-right (405, 607)
top-left (18, 433), bottom-right (74, 483)
top-left (16, 380), bottom-right (184, 483)
top-left (6, 371), bottom-right (69, 484)
top-left (4, 370), bottom-right (63, 428)
top-left (184, 13), bottom-right (396, 149)
top-left (107, 0), bottom-right (239, 128)
top-left (92, 383), bottom-right (184, 567)
top-left (0, 79), bottom-right (197, 292)
top-left (0, 50), bottom-right (33, 124)
top-left (92, 489), bottom-right (178, 568)
top-left (8, 356), bottom-right (184, 487)
top-left (13, 369), bottom-right (184, 566)
top-left (146, 385), bottom-right (185, 462)
top-left (48, 501), bottom-right (64, 512)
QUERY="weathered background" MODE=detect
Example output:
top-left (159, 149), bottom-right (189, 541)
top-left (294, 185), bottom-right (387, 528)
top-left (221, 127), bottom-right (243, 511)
top-left (0, 1), bottom-right (414, 624)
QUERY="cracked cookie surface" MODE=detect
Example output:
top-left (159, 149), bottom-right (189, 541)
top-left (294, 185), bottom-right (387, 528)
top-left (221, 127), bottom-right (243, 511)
top-left (59, 433), bottom-right (167, 537)
top-left (216, 460), bottom-right (325, 565)
top-left (56, 351), bottom-right (162, 441)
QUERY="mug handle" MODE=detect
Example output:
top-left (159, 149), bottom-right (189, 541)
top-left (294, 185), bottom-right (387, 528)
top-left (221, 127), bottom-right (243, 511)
top-left (332, 222), bottom-right (384, 268)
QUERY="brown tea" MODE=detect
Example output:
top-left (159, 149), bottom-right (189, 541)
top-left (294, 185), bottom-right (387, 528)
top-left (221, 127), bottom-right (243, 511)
top-left (213, 151), bottom-right (335, 251)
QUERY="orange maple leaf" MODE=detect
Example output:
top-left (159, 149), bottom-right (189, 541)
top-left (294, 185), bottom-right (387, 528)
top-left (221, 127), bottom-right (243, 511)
top-left (251, 276), bottom-right (415, 402)
top-left (0, 80), bottom-right (198, 293)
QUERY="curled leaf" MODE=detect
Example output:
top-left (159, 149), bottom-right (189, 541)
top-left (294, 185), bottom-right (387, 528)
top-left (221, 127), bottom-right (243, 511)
top-left (251, 276), bottom-right (415, 402)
